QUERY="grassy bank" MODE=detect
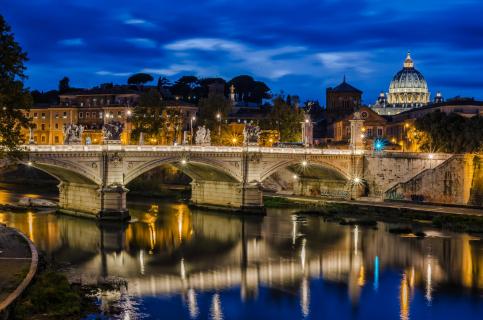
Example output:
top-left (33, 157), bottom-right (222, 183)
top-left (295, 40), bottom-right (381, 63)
top-left (263, 195), bottom-right (483, 234)
top-left (305, 202), bottom-right (483, 233)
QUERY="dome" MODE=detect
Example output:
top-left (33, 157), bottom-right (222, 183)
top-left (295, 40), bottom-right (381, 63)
top-left (387, 52), bottom-right (430, 107)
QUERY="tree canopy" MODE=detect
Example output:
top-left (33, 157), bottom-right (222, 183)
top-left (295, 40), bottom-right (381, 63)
top-left (413, 111), bottom-right (482, 153)
top-left (227, 75), bottom-right (271, 104)
top-left (127, 73), bottom-right (154, 86)
top-left (58, 76), bottom-right (70, 93)
top-left (0, 15), bottom-right (31, 156)
top-left (261, 94), bottom-right (304, 142)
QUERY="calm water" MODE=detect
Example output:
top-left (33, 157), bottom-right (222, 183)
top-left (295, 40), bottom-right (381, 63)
top-left (0, 183), bottom-right (482, 320)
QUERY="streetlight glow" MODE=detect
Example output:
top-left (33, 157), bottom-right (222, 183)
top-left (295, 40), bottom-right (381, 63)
top-left (181, 159), bottom-right (187, 165)
top-left (302, 160), bottom-right (307, 167)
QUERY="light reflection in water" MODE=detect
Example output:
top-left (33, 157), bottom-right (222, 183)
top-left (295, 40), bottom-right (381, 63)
top-left (210, 293), bottom-right (223, 320)
top-left (400, 273), bottom-right (410, 320)
top-left (0, 185), bottom-right (482, 319)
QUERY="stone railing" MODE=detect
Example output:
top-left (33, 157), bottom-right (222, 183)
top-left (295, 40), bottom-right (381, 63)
top-left (23, 144), bottom-right (364, 155)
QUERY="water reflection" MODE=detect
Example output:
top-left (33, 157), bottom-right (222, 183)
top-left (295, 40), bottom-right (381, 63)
top-left (0, 189), bottom-right (482, 319)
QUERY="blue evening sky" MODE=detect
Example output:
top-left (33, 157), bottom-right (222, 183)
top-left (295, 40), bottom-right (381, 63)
top-left (3, 0), bottom-right (483, 104)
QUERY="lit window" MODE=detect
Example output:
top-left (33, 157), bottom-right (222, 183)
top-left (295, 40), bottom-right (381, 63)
top-left (79, 112), bottom-right (83, 118)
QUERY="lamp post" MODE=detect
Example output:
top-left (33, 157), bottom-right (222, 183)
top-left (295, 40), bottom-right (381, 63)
top-left (216, 112), bottom-right (221, 143)
top-left (190, 116), bottom-right (196, 145)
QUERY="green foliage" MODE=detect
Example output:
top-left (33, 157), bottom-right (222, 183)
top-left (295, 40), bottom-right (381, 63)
top-left (198, 94), bottom-right (232, 130)
top-left (127, 72), bottom-right (153, 86)
top-left (261, 94), bottom-right (304, 142)
top-left (131, 89), bottom-right (164, 140)
top-left (0, 15), bottom-right (32, 156)
top-left (14, 271), bottom-right (82, 319)
top-left (414, 111), bottom-right (483, 153)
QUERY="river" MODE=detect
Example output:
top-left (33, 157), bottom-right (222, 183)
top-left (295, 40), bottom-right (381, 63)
top-left (0, 183), bottom-right (482, 319)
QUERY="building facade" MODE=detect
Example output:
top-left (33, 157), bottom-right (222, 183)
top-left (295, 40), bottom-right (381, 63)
top-left (326, 77), bottom-right (362, 118)
top-left (23, 86), bottom-right (198, 145)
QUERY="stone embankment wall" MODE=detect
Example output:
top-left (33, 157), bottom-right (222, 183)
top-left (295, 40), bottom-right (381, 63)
top-left (363, 153), bottom-right (450, 198)
top-left (384, 154), bottom-right (482, 206)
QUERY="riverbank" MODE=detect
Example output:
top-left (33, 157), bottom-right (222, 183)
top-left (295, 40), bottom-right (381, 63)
top-left (264, 194), bottom-right (483, 233)
top-left (0, 225), bottom-right (38, 319)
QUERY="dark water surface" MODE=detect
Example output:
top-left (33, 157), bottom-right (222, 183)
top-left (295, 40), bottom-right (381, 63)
top-left (0, 183), bottom-right (482, 319)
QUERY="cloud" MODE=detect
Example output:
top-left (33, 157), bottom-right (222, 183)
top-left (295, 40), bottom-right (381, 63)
top-left (96, 70), bottom-right (131, 76)
top-left (316, 51), bottom-right (373, 74)
top-left (124, 19), bottom-right (147, 25)
top-left (125, 38), bottom-right (157, 48)
top-left (162, 37), bottom-right (308, 79)
top-left (58, 38), bottom-right (85, 46)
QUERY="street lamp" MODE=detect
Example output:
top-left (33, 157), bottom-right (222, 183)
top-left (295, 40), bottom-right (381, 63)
top-left (190, 116), bottom-right (196, 145)
top-left (216, 112), bottom-right (221, 139)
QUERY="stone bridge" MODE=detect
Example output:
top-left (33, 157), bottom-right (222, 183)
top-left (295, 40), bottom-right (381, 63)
top-left (2, 145), bottom-right (477, 220)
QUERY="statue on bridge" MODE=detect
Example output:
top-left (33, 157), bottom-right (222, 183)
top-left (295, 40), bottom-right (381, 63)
top-left (63, 123), bottom-right (84, 145)
top-left (195, 126), bottom-right (211, 146)
top-left (243, 125), bottom-right (260, 146)
top-left (102, 121), bottom-right (124, 143)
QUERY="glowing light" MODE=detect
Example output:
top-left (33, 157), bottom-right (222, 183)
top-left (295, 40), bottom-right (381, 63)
top-left (210, 294), bottom-right (223, 320)
top-left (304, 119), bottom-right (309, 123)
top-left (374, 138), bottom-right (386, 152)
top-left (232, 137), bottom-right (237, 144)
top-left (126, 110), bottom-right (132, 116)
top-left (374, 256), bottom-right (379, 291)
top-left (216, 113), bottom-right (221, 119)
top-left (400, 273), bottom-right (410, 320)
top-left (181, 159), bottom-right (187, 165)
top-left (300, 277), bottom-right (310, 317)
top-left (360, 134), bottom-right (365, 139)
top-left (358, 265), bottom-right (365, 287)
top-left (428, 153), bottom-right (434, 159)
top-left (301, 160), bottom-right (307, 167)
top-left (293, 174), bottom-right (298, 180)
top-left (27, 161), bottom-right (32, 166)
top-left (353, 177), bottom-right (361, 184)
top-left (405, 123), bottom-right (410, 129)
top-left (192, 116), bottom-right (196, 121)
top-left (425, 259), bottom-right (432, 304)
top-left (187, 289), bottom-right (199, 319)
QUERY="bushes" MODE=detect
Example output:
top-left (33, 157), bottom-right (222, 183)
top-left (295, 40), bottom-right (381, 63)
top-left (14, 271), bottom-right (83, 319)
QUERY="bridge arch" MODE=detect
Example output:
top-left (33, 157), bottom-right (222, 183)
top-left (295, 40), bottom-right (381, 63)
top-left (124, 156), bottom-right (241, 185)
top-left (259, 158), bottom-right (351, 183)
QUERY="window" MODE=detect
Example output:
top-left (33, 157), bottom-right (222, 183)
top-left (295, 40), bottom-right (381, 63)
top-left (41, 124), bottom-right (46, 131)
top-left (41, 112), bottom-right (46, 119)
top-left (55, 123), bottom-right (59, 129)
top-left (33, 112), bottom-right (38, 118)
top-left (55, 113), bottom-right (59, 119)
top-left (377, 128), bottom-right (383, 137)
top-left (41, 135), bottom-right (46, 143)
top-left (79, 112), bottom-right (83, 118)
top-left (118, 111), bottom-right (122, 118)
top-left (367, 128), bottom-right (373, 137)
top-left (63, 112), bottom-right (67, 119)
top-left (99, 112), bottom-right (103, 119)
top-left (80, 102), bottom-right (84, 107)
top-left (86, 112), bottom-right (90, 118)
top-left (54, 136), bottom-right (59, 143)
top-left (26, 112), bottom-right (30, 118)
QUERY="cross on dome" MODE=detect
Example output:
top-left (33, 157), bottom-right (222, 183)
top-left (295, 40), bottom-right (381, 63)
top-left (404, 51), bottom-right (414, 68)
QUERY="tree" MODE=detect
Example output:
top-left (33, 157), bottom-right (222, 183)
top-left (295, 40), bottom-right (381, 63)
top-left (227, 75), bottom-right (270, 104)
top-left (0, 15), bottom-right (32, 156)
top-left (171, 76), bottom-right (200, 102)
top-left (413, 111), bottom-right (483, 153)
top-left (127, 73), bottom-right (154, 87)
top-left (58, 76), bottom-right (70, 93)
top-left (130, 89), bottom-right (164, 142)
top-left (261, 94), bottom-right (304, 142)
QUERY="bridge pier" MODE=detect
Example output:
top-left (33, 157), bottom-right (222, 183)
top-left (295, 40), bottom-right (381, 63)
top-left (190, 180), bottom-right (264, 213)
top-left (58, 182), bottom-right (129, 221)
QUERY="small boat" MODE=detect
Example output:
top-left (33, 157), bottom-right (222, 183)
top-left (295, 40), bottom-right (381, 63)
top-left (18, 197), bottom-right (57, 208)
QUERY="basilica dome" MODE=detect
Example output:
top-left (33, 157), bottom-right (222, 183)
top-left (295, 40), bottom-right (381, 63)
top-left (387, 52), bottom-right (429, 107)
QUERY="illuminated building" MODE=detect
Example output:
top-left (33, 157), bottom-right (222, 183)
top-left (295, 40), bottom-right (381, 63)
top-left (326, 76), bottom-right (362, 118)
top-left (372, 52), bottom-right (430, 115)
